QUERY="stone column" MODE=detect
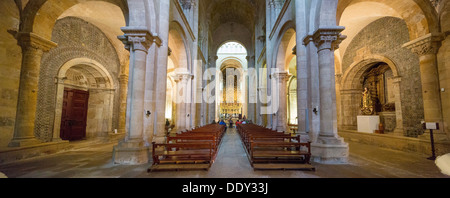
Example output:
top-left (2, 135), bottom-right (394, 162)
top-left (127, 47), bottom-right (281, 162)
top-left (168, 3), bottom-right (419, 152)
top-left (174, 72), bottom-right (191, 132)
top-left (247, 55), bottom-right (257, 122)
top-left (113, 28), bottom-right (153, 165)
top-left (118, 74), bottom-right (129, 134)
top-left (8, 32), bottom-right (57, 147)
top-left (274, 71), bottom-right (290, 132)
top-left (391, 76), bottom-right (404, 136)
top-left (52, 77), bottom-right (67, 142)
top-left (207, 56), bottom-right (218, 124)
top-left (310, 27), bottom-right (349, 164)
top-left (403, 33), bottom-right (447, 141)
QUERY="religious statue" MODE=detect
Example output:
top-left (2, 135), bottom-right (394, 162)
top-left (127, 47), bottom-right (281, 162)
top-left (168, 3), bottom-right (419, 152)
top-left (360, 87), bottom-right (374, 115)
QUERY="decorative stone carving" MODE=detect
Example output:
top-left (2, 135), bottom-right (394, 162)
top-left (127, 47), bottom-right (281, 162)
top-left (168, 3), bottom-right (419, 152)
top-left (402, 33), bottom-right (444, 56)
top-left (118, 27), bottom-right (162, 52)
top-left (312, 27), bottom-right (347, 52)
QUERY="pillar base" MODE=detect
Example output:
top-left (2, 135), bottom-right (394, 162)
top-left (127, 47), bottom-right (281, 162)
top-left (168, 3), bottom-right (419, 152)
top-left (152, 135), bottom-right (167, 144)
top-left (112, 138), bottom-right (150, 165)
top-left (311, 136), bottom-right (349, 164)
top-left (8, 137), bottom-right (41, 147)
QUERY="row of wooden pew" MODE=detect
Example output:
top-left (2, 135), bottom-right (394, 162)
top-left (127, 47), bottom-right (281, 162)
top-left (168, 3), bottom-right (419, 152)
top-left (236, 124), bottom-right (315, 171)
top-left (148, 124), bottom-right (226, 172)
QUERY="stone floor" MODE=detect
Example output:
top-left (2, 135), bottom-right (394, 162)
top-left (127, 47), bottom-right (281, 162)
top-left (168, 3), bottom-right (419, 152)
top-left (0, 128), bottom-right (448, 178)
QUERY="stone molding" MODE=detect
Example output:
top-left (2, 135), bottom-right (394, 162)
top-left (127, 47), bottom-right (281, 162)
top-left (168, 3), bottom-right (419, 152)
top-left (312, 27), bottom-right (347, 52)
top-left (16, 32), bottom-right (57, 52)
top-left (402, 33), bottom-right (444, 56)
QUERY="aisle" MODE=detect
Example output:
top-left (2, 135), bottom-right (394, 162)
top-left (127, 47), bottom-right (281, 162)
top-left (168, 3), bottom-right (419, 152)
top-left (207, 127), bottom-right (254, 177)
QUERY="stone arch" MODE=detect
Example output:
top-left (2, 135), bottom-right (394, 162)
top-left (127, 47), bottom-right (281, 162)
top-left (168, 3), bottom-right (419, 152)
top-left (339, 55), bottom-right (403, 133)
top-left (341, 55), bottom-right (400, 90)
top-left (21, 0), bottom-right (129, 41)
top-left (169, 21), bottom-right (191, 71)
top-left (53, 58), bottom-right (116, 140)
top-left (35, 16), bottom-right (121, 141)
top-left (334, 0), bottom-right (439, 41)
top-left (273, 21), bottom-right (296, 71)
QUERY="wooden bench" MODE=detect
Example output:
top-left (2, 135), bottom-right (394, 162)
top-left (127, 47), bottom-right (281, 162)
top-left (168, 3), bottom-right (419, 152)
top-left (148, 124), bottom-right (225, 172)
top-left (237, 124), bottom-right (315, 171)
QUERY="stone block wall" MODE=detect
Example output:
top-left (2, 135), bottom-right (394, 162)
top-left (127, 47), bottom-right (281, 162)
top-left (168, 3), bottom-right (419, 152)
top-left (341, 17), bottom-right (424, 137)
top-left (0, 2), bottom-right (21, 147)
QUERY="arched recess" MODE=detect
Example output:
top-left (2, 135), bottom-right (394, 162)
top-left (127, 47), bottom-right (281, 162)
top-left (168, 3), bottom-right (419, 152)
top-left (216, 41), bottom-right (248, 119)
top-left (169, 21), bottom-right (191, 71)
top-left (21, 0), bottom-right (129, 41)
top-left (335, 0), bottom-right (439, 41)
top-left (273, 21), bottom-right (296, 71)
top-left (167, 21), bottom-right (191, 132)
top-left (339, 55), bottom-right (403, 134)
top-left (53, 58), bottom-right (115, 141)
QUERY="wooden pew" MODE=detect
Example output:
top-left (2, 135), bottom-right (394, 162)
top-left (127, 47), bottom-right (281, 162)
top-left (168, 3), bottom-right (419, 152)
top-left (148, 124), bottom-right (225, 172)
top-left (236, 124), bottom-right (315, 171)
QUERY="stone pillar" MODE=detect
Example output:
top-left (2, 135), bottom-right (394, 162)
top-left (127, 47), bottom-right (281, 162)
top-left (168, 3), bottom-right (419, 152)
top-left (8, 32), bottom-right (57, 147)
top-left (403, 33), bottom-right (447, 141)
top-left (174, 72), bottom-right (191, 132)
top-left (207, 56), bottom-right (218, 124)
top-left (274, 71), bottom-right (290, 132)
top-left (310, 27), bottom-right (349, 164)
top-left (247, 55), bottom-right (257, 122)
top-left (118, 74), bottom-right (129, 134)
top-left (113, 28), bottom-right (153, 165)
top-left (391, 76), bottom-right (404, 135)
top-left (52, 77), bottom-right (67, 142)
top-left (153, 0), bottom-right (170, 144)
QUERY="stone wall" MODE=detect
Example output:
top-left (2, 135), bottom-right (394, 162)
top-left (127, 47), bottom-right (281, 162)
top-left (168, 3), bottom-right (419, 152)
top-left (437, 0), bottom-right (450, 139)
top-left (35, 17), bottom-right (121, 142)
top-left (0, 1), bottom-right (21, 147)
top-left (341, 17), bottom-right (424, 137)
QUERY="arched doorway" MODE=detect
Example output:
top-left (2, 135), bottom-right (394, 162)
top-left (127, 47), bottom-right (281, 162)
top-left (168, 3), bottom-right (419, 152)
top-left (54, 58), bottom-right (115, 141)
top-left (216, 41), bottom-right (248, 121)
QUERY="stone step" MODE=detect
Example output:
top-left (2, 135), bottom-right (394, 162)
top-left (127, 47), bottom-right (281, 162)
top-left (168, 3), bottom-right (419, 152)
top-left (148, 163), bottom-right (211, 172)
top-left (252, 163), bottom-right (316, 171)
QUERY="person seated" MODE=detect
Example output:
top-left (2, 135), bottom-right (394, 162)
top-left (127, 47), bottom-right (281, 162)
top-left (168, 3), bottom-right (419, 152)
top-left (219, 120), bottom-right (226, 125)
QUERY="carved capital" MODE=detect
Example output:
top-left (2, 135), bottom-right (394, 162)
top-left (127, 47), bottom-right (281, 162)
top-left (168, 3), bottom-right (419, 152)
top-left (312, 27), bottom-right (346, 52)
top-left (402, 33), bottom-right (444, 56)
top-left (179, 0), bottom-right (196, 10)
top-left (118, 27), bottom-right (162, 52)
top-left (273, 71), bottom-right (291, 82)
top-left (174, 72), bottom-right (191, 84)
top-left (16, 32), bottom-right (57, 52)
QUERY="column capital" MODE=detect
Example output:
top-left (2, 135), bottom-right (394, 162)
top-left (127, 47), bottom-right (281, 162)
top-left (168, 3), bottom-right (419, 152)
top-left (119, 74), bottom-right (129, 83)
top-left (402, 33), bottom-right (445, 56)
top-left (16, 32), bottom-right (57, 52)
top-left (118, 27), bottom-right (161, 52)
top-left (273, 71), bottom-right (291, 81)
top-left (174, 72), bottom-right (191, 83)
top-left (312, 27), bottom-right (347, 52)
top-left (54, 76), bottom-right (67, 84)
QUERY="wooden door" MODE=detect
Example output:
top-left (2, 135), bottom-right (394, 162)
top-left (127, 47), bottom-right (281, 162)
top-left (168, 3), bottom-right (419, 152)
top-left (60, 88), bottom-right (89, 141)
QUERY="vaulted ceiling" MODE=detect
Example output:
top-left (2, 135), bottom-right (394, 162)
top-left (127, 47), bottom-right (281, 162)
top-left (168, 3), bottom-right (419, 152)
top-left (206, 0), bottom-right (259, 34)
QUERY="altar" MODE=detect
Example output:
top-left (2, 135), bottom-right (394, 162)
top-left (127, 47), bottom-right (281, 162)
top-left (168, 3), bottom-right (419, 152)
top-left (357, 115), bottom-right (380, 133)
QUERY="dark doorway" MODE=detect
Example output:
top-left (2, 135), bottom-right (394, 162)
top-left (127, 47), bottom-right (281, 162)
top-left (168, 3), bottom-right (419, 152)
top-left (60, 88), bottom-right (89, 141)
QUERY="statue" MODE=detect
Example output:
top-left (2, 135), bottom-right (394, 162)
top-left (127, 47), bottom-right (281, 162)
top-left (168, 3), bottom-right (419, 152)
top-left (360, 87), bottom-right (374, 115)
